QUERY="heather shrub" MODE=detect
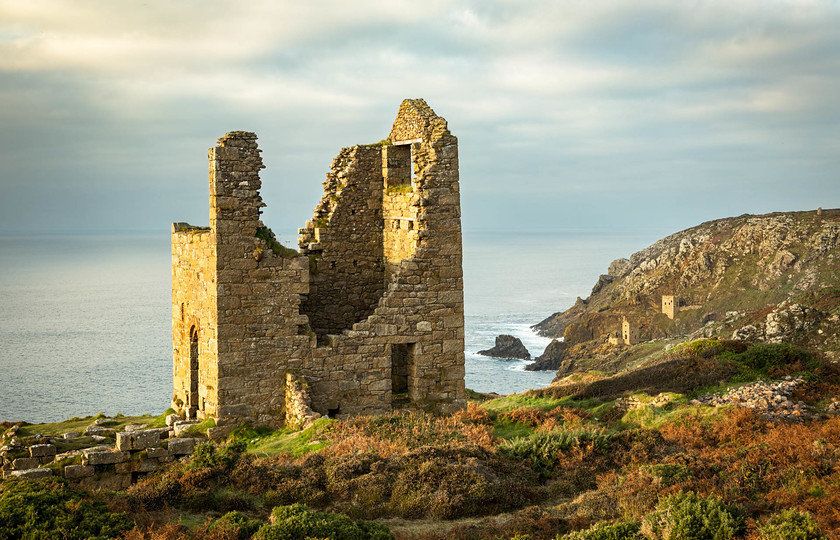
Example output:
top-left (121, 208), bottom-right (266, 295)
top-left (500, 428), bottom-right (608, 479)
top-left (562, 520), bottom-right (642, 539)
top-left (0, 478), bottom-right (134, 540)
top-left (253, 503), bottom-right (392, 539)
top-left (208, 511), bottom-right (263, 539)
top-left (758, 509), bottom-right (826, 540)
top-left (190, 440), bottom-right (246, 470)
top-left (640, 491), bottom-right (744, 540)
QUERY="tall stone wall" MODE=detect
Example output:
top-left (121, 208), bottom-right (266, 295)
top-left (299, 146), bottom-right (385, 339)
top-left (172, 226), bottom-right (217, 418)
top-left (208, 132), bottom-right (311, 425)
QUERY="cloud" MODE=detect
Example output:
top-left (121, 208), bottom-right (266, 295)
top-left (0, 0), bottom-right (838, 235)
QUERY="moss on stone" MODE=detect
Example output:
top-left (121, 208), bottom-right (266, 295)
top-left (255, 227), bottom-right (299, 259)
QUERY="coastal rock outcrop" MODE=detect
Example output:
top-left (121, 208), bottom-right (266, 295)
top-left (478, 335), bottom-right (530, 360)
top-left (530, 209), bottom-right (840, 379)
top-left (525, 339), bottom-right (569, 372)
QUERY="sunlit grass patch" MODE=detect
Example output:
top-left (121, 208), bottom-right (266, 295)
top-left (245, 417), bottom-right (333, 457)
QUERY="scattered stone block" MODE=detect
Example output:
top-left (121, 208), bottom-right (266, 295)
top-left (13, 457), bottom-right (41, 470)
top-left (168, 438), bottom-right (201, 455)
top-left (165, 413), bottom-right (182, 427)
top-left (63, 432), bottom-right (80, 440)
top-left (29, 444), bottom-right (57, 458)
top-left (84, 449), bottom-right (130, 465)
top-left (64, 465), bottom-right (95, 479)
top-left (145, 447), bottom-right (168, 459)
top-left (116, 459), bottom-right (158, 474)
top-left (85, 426), bottom-right (115, 436)
top-left (207, 424), bottom-right (235, 440)
top-left (93, 418), bottom-right (113, 426)
top-left (123, 424), bottom-right (148, 432)
top-left (173, 420), bottom-right (199, 437)
top-left (116, 430), bottom-right (160, 451)
top-left (8, 468), bottom-right (52, 479)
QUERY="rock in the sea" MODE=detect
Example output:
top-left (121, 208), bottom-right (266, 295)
top-left (478, 335), bottom-right (530, 360)
top-left (525, 339), bottom-right (569, 371)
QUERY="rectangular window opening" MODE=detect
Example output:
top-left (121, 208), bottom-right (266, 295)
top-left (383, 145), bottom-right (412, 188)
top-left (391, 342), bottom-right (416, 404)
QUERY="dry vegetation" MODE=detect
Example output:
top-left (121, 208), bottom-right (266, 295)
top-left (2, 340), bottom-right (840, 539)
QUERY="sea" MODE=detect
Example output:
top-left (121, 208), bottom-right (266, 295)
top-left (0, 229), bottom-right (654, 423)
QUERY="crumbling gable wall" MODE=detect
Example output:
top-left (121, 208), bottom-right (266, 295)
top-left (298, 146), bottom-right (386, 339)
top-left (172, 100), bottom-right (466, 427)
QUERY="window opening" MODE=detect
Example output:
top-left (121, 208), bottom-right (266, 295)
top-left (391, 343), bottom-right (416, 404)
top-left (189, 326), bottom-right (200, 415)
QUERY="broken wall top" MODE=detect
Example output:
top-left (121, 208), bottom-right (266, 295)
top-left (388, 99), bottom-right (451, 144)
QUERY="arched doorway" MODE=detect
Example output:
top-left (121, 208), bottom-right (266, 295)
top-left (189, 326), bottom-right (199, 416)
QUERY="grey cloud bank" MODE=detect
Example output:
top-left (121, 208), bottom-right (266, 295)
top-left (0, 0), bottom-right (838, 243)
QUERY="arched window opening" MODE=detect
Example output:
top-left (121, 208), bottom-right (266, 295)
top-left (189, 326), bottom-right (200, 415)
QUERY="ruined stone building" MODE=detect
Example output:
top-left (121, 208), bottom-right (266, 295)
top-left (662, 295), bottom-right (679, 319)
top-left (171, 99), bottom-right (466, 427)
top-left (621, 317), bottom-right (639, 346)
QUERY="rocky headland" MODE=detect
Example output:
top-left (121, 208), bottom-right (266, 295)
top-left (529, 209), bottom-right (840, 378)
top-left (478, 335), bottom-right (530, 360)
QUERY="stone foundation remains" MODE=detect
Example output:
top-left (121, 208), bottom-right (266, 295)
top-left (171, 99), bottom-right (466, 427)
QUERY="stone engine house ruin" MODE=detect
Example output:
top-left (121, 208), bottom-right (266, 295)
top-left (171, 99), bottom-right (466, 427)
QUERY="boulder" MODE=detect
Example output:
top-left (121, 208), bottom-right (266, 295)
top-left (477, 335), bottom-right (530, 360)
top-left (525, 339), bottom-right (569, 371)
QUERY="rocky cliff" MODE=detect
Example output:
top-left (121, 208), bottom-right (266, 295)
top-left (530, 209), bottom-right (840, 375)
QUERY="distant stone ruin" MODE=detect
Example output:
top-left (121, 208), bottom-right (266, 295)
top-left (662, 295), bottom-right (679, 319)
top-left (171, 99), bottom-right (466, 428)
top-left (621, 317), bottom-right (639, 345)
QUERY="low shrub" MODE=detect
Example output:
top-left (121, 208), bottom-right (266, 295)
top-left (499, 428), bottom-right (608, 479)
top-left (640, 491), bottom-right (744, 540)
top-left (758, 509), bottom-right (827, 540)
top-left (254, 503), bottom-right (392, 539)
top-left (727, 342), bottom-right (819, 374)
top-left (0, 478), bottom-right (134, 540)
top-left (207, 510), bottom-right (264, 539)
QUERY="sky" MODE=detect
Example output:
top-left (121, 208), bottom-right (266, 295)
top-left (1, 0), bottom-right (838, 244)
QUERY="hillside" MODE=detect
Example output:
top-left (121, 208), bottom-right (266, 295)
top-left (529, 209), bottom-right (840, 374)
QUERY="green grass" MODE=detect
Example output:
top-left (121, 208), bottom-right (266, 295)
top-left (482, 394), bottom-right (566, 413)
top-left (256, 226), bottom-right (299, 258)
top-left (15, 412), bottom-right (168, 439)
top-left (245, 417), bottom-right (333, 457)
top-left (493, 420), bottom-right (534, 440)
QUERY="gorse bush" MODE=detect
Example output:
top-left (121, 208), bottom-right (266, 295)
top-left (727, 342), bottom-right (818, 373)
top-left (253, 503), bottom-right (393, 539)
top-left (758, 509), bottom-right (826, 540)
top-left (208, 510), bottom-right (263, 539)
top-left (640, 491), bottom-right (744, 540)
top-left (190, 439), bottom-right (246, 470)
top-left (0, 478), bottom-right (134, 540)
top-left (499, 428), bottom-right (608, 479)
